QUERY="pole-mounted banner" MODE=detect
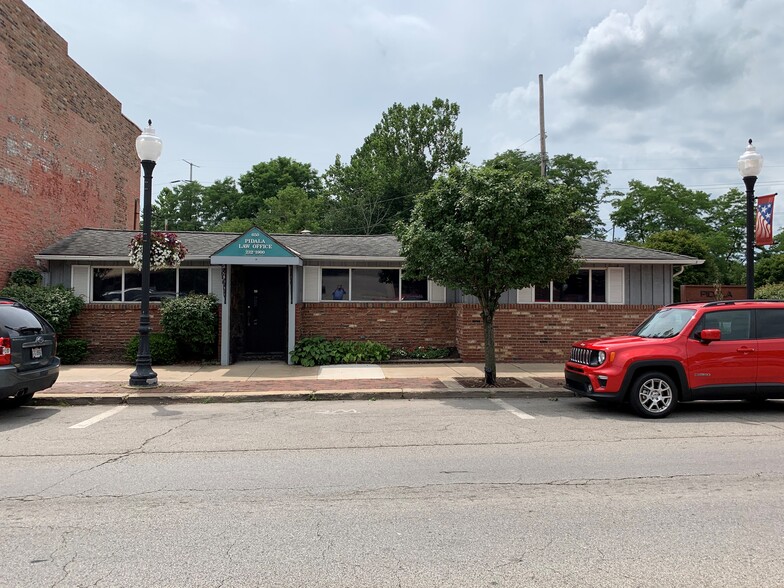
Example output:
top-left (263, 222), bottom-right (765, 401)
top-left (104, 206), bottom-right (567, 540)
top-left (755, 193), bottom-right (776, 246)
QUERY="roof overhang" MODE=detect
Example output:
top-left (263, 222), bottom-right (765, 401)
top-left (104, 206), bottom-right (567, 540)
top-left (581, 258), bottom-right (704, 265)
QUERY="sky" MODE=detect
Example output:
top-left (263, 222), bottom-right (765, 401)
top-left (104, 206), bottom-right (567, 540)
top-left (23, 0), bottom-right (784, 237)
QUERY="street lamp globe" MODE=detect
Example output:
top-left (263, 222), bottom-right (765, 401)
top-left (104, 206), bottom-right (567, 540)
top-left (738, 139), bottom-right (763, 178)
top-left (135, 120), bottom-right (163, 162)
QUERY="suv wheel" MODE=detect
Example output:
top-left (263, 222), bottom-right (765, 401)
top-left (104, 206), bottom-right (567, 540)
top-left (630, 372), bottom-right (677, 418)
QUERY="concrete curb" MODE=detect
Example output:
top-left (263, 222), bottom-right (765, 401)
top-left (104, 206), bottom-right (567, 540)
top-left (31, 387), bottom-right (573, 406)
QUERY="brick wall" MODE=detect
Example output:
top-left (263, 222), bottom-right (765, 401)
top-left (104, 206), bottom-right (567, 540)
top-left (64, 304), bottom-right (164, 362)
top-left (296, 303), bottom-right (457, 349)
top-left (64, 303), bottom-right (223, 363)
top-left (456, 304), bottom-right (658, 362)
top-left (65, 302), bottom-right (656, 364)
top-left (0, 0), bottom-right (140, 288)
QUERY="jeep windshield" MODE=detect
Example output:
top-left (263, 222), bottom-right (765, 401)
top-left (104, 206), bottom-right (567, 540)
top-left (631, 308), bottom-right (696, 338)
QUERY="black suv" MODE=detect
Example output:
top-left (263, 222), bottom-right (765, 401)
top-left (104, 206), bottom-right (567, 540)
top-left (0, 297), bottom-right (60, 406)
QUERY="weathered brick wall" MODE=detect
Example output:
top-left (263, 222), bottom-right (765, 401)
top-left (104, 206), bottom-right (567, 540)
top-left (456, 304), bottom-right (658, 362)
top-left (0, 0), bottom-right (140, 288)
top-left (64, 304), bottom-right (164, 363)
top-left (63, 303), bottom-right (223, 363)
top-left (296, 303), bottom-right (457, 349)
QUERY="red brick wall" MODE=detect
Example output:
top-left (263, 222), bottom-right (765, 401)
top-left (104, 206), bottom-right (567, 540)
top-left (456, 304), bottom-right (658, 362)
top-left (0, 0), bottom-right (140, 288)
top-left (296, 303), bottom-right (457, 349)
top-left (64, 303), bottom-right (223, 363)
top-left (64, 304), bottom-right (164, 362)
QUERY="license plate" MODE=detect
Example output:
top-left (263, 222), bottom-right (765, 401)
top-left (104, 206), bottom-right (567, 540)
top-left (32, 347), bottom-right (42, 359)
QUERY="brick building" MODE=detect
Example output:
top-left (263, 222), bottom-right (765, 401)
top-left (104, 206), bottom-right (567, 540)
top-left (0, 0), bottom-right (140, 289)
top-left (37, 228), bottom-right (701, 363)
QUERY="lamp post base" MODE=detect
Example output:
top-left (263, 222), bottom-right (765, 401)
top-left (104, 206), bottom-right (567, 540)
top-left (129, 368), bottom-right (158, 387)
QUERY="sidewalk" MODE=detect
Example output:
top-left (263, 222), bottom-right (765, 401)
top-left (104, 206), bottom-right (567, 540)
top-left (37, 362), bottom-right (571, 405)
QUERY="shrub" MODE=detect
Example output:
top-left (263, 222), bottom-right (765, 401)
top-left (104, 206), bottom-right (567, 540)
top-left (124, 332), bottom-right (179, 365)
top-left (0, 284), bottom-right (85, 334)
top-left (8, 267), bottom-right (43, 286)
top-left (755, 283), bottom-right (784, 300)
top-left (160, 294), bottom-right (219, 359)
top-left (57, 338), bottom-right (90, 365)
top-left (390, 346), bottom-right (453, 360)
top-left (290, 337), bottom-right (391, 366)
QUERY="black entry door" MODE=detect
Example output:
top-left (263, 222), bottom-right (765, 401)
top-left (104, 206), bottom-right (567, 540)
top-left (244, 267), bottom-right (288, 355)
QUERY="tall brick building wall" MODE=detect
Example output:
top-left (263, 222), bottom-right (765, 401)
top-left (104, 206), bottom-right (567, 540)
top-left (0, 0), bottom-right (140, 288)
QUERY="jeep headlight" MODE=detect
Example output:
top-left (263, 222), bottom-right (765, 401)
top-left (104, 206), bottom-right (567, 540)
top-left (590, 350), bottom-right (606, 367)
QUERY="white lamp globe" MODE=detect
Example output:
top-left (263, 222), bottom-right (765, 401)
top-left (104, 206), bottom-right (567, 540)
top-left (737, 139), bottom-right (763, 178)
top-left (135, 120), bottom-right (163, 162)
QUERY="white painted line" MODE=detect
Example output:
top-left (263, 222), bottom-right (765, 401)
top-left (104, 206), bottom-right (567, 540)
top-left (69, 406), bottom-right (127, 429)
top-left (490, 398), bottom-right (535, 420)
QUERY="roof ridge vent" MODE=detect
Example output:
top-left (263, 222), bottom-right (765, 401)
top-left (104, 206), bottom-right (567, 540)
top-left (300, 229), bottom-right (312, 235)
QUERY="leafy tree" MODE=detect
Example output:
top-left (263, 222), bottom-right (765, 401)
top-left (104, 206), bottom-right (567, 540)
top-left (756, 254), bottom-right (784, 285)
top-left (703, 188), bottom-right (746, 282)
top-left (397, 155), bottom-right (584, 384)
top-left (236, 157), bottom-right (323, 220)
top-left (482, 150), bottom-right (612, 238)
top-left (152, 181), bottom-right (204, 231)
top-left (644, 230), bottom-right (717, 300)
top-left (255, 186), bottom-right (323, 233)
top-left (325, 98), bottom-right (469, 234)
top-left (610, 178), bottom-right (713, 243)
top-left (201, 177), bottom-right (241, 229)
top-left (213, 217), bottom-right (255, 233)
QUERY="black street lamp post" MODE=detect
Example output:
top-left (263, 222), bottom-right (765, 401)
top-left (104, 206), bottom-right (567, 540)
top-left (737, 139), bottom-right (763, 300)
top-left (129, 120), bottom-right (162, 387)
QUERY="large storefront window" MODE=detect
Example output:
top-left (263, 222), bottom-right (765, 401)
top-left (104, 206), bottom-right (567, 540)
top-left (92, 267), bottom-right (208, 302)
top-left (535, 269), bottom-right (606, 303)
top-left (320, 268), bottom-right (428, 302)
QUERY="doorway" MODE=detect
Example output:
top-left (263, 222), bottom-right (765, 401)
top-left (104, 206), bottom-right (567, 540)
top-left (241, 266), bottom-right (288, 360)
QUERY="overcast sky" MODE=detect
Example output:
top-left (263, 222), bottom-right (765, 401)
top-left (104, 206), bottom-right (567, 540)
top-left (23, 0), bottom-right (784, 236)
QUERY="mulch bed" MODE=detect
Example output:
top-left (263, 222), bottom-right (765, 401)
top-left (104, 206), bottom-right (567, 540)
top-left (455, 377), bottom-right (530, 389)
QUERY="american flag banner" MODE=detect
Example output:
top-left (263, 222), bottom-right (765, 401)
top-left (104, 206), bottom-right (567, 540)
top-left (755, 194), bottom-right (776, 246)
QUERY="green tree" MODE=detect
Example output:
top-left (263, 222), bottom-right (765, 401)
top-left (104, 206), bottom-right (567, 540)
top-left (611, 178), bottom-right (713, 243)
top-left (483, 150), bottom-right (612, 238)
top-left (703, 188), bottom-right (746, 283)
top-left (151, 181), bottom-right (204, 231)
top-left (236, 157), bottom-right (323, 220)
top-left (397, 155), bottom-right (584, 384)
top-left (325, 98), bottom-right (470, 234)
top-left (254, 186), bottom-right (323, 233)
top-left (201, 177), bottom-right (241, 230)
top-left (644, 230), bottom-right (717, 300)
top-left (756, 254), bottom-right (784, 285)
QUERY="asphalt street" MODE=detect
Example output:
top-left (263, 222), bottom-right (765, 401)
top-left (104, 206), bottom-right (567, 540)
top-left (2, 397), bottom-right (784, 587)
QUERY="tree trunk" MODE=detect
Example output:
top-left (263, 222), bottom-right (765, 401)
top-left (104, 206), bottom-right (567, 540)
top-left (482, 309), bottom-right (496, 385)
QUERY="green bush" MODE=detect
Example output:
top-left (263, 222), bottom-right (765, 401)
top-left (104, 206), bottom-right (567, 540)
top-left (290, 337), bottom-right (391, 366)
top-left (57, 338), bottom-right (90, 365)
top-left (8, 267), bottom-right (43, 286)
top-left (0, 284), bottom-right (85, 334)
top-left (755, 283), bottom-right (784, 300)
top-left (160, 294), bottom-right (219, 359)
top-left (390, 346), bottom-right (453, 360)
top-left (124, 332), bottom-right (179, 365)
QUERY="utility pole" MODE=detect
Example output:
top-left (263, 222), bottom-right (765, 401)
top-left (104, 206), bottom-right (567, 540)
top-left (538, 74), bottom-right (547, 177)
top-left (182, 159), bottom-right (200, 182)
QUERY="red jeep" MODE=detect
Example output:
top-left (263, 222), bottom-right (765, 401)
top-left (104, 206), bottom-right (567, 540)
top-left (564, 300), bottom-right (784, 418)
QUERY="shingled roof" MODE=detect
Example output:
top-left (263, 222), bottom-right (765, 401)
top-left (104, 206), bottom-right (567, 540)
top-left (36, 228), bottom-right (701, 264)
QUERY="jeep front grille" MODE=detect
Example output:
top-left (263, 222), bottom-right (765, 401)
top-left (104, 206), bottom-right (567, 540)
top-left (570, 347), bottom-right (593, 365)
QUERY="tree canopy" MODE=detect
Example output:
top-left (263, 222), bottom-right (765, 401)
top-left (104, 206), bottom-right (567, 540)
top-left (325, 98), bottom-right (469, 234)
top-left (397, 153), bottom-right (584, 383)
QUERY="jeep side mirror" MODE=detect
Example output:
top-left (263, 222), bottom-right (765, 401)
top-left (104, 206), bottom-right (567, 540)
top-left (699, 328), bottom-right (722, 342)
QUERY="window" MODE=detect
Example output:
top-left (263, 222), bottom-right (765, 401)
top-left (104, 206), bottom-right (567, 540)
top-left (535, 269), bottom-right (606, 303)
top-left (92, 267), bottom-right (208, 302)
top-left (695, 310), bottom-right (752, 341)
top-left (757, 309), bottom-right (784, 339)
top-left (319, 268), bottom-right (428, 302)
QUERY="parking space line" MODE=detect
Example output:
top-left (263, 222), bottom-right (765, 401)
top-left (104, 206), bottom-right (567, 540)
top-left (490, 398), bottom-right (535, 420)
top-left (69, 406), bottom-right (127, 429)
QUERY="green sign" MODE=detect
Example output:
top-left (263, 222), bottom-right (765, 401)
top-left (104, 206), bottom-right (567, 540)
top-left (212, 227), bottom-right (297, 259)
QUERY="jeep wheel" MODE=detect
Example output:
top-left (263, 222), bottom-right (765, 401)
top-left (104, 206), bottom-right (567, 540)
top-left (630, 372), bottom-right (676, 418)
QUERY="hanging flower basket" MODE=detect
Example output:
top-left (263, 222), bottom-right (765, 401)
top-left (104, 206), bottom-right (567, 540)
top-left (128, 231), bottom-right (188, 270)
